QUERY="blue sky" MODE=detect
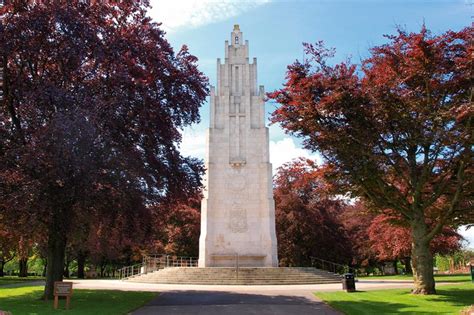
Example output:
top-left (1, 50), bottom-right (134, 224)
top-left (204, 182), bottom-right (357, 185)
top-left (147, 0), bottom-right (473, 247)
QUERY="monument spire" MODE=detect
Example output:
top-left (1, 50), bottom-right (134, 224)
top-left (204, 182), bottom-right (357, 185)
top-left (199, 26), bottom-right (278, 267)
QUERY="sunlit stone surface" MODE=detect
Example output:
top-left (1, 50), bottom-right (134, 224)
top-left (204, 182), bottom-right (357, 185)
top-left (198, 25), bottom-right (278, 267)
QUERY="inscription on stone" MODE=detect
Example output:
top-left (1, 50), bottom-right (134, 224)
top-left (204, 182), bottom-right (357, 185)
top-left (229, 202), bottom-right (248, 233)
top-left (229, 205), bottom-right (248, 233)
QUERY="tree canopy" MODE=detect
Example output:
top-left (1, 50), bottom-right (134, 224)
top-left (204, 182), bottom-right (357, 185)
top-left (0, 1), bottom-right (208, 297)
top-left (274, 158), bottom-right (352, 266)
top-left (269, 26), bottom-right (472, 294)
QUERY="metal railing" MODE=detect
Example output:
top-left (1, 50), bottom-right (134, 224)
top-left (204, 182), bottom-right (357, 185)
top-left (310, 257), bottom-right (359, 278)
top-left (146, 254), bottom-right (198, 268)
top-left (119, 254), bottom-right (198, 280)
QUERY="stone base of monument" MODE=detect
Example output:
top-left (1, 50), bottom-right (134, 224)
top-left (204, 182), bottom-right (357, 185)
top-left (126, 267), bottom-right (341, 285)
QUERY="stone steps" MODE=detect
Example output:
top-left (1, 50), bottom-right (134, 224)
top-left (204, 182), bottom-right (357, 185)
top-left (127, 267), bottom-right (342, 285)
top-left (148, 277), bottom-right (335, 280)
top-left (131, 283), bottom-right (336, 286)
top-left (145, 280), bottom-right (337, 282)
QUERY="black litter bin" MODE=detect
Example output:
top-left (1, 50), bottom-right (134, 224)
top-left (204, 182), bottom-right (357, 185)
top-left (342, 273), bottom-right (356, 292)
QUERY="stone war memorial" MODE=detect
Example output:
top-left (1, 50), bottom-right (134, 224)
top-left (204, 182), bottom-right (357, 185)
top-left (198, 24), bottom-right (279, 268)
top-left (125, 26), bottom-right (340, 284)
top-left (2, 1), bottom-right (472, 314)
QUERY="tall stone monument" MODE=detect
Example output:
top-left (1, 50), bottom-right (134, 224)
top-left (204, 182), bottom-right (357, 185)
top-left (199, 25), bottom-right (278, 267)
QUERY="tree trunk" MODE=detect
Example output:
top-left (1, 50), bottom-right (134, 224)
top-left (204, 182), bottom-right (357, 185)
top-left (77, 252), bottom-right (86, 279)
top-left (411, 215), bottom-right (436, 294)
top-left (0, 260), bottom-right (4, 277)
top-left (404, 257), bottom-right (412, 274)
top-left (63, 258), bottom-right (70, 278)
top-left (18, 236), bottom-right (29, 278)
top-left (379, 263), bottom-right (385, 275)
top-left (42, 262), bottom-right (47, 277)
top-left (43, 228), bottom-right (67, 299)
top-left (393, 260), bottom-right (398, 275)
top-left (19, 257), bottom-right (28, 277)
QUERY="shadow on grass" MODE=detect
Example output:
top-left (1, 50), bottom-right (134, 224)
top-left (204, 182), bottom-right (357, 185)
top-left (316, 284), bottom-right (474, 315)
top-left (435, 274), bottom-right (471, 283)
top-left (0, 277), bottom-right (45, 288)
top-left (0, 287), bottom-right (47, 314)
top-left (434, 286), bottom-right (474, 308)
top-left (0, 280), bottom-right (45, 289)
top-left (0, 287), bottom-right (156, 315)
top-left (359, 274), bottom-right (471, 283)
top-left (323, 299), bottom-right (411, 315)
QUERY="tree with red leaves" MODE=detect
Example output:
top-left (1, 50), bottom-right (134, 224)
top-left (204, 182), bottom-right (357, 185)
top-left (367, 212), bottom-right (462, 271)
top-left (338, 202), bottom-right (379, 271)
top-left (0, 220), bottom-right (16, 277)
top-left (0, 1), bottom-right (207, 298)
top-left (274, 158), bottom-right (352, 266)
top-left (269, 26), bottom-right (472, 294)
top-left (161, 194), bottom-right (201, 257)
top-left (339, 203), bottom-right (463, 275)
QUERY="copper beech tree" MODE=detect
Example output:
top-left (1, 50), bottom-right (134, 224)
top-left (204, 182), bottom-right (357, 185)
top-left (0, 2), bottom-right (208, 298)
top-left (269, 27), bottom-right (472, 294)
top-left (341, 203), bottom-right (462, 273)
top-left (274, 159), bottom-right (352, 266)
top-left (148, 193), bottom-right (202, 258)
top-left (367, 212), bottom-right (462, 269)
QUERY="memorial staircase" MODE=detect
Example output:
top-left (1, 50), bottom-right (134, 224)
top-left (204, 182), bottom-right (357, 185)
top-left (119, 255), bottom-right (342, 285)
top-left (126, 266), bottom-right (341, 285)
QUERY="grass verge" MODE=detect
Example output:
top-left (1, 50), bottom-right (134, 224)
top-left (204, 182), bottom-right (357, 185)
top-left (358, 274), bottom-right (471, 283)
top-left (315, 283), bottom-right (474, 314)
top-left (0, 285), bottom-right (156, 315)
top-left (0, 276), bottom-right (44, 286)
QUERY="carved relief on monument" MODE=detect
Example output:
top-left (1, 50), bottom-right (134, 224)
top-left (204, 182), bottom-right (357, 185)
top-left (228, 201), bottom-right (248, 233)
top-left (214, 234), bottom-right (226, 250)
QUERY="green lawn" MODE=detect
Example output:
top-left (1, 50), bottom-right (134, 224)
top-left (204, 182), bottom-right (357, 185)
top-left (315, 283), bottom-right (474, 314)
top-left (358, 274), bottom-right (471, 283)
top-left (0, 276), bottom-right (44, 286)
top-left (0, 285), bottom-right (156, 315)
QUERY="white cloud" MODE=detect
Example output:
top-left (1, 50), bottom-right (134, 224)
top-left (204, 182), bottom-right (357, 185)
top-left (270, 137), bottom-right (322, 174)
top-left (180, 128), bottom-right (321, 175)
top-left (180, 127), bottom-right (206, 159)
top-left (267, 121), bottom-right (288, 142)
top-left (148, 0), bottom-right (271, 33)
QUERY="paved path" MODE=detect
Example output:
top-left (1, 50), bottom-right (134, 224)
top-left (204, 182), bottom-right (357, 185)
top-left (71, 279), bottom-right (460, 315)
top-left (132, 290), bottom-right (341, 315)
top-left (48, 279), bottom-right (465, 315)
